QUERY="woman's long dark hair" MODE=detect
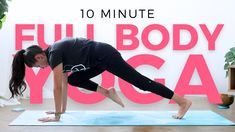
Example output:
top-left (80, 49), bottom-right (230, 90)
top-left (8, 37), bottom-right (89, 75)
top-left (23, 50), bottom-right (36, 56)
top-left (9, 45), bottom-right (44, 98)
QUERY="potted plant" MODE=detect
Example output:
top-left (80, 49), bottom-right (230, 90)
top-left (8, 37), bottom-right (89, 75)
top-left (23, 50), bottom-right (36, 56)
top-left (224, 47), bottom-right (235, 77)
top-left (217, 47), bottom-right (235, 109)
top-left (0, 0), bottom-right (10, 29)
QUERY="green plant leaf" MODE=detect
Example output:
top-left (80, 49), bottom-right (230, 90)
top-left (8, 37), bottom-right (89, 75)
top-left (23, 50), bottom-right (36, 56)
top-left (232, 60), bottom-right (235, 65)
top-left (224, 47), bottom-right (235, 78)
top-left (225, 51), bottom-right (233, 58)
top-left (230, 47), bottom-right (235, 55)
top-left (224, 63), bottom-right (229, 70)
top-left (230, 47), bottom-right (235, 52)
top-left (0, 21), bottom-right (2, 29)
top-left (225, 56), bottom-right (234, 61)
top-left (0, 14), bottom-right (6, 22)
top-left (225, 51), bottom-right (235, 61)
top-left (225, 57), bottom-right (235, 62)
top-left (0, 14), bottom-right (3, 19)
top-left (0, 0), bottom-right (8, 12)
top-left (0, 0), bottom-right (9, 30)
top-left (0, 5), bottom-right (4, 16)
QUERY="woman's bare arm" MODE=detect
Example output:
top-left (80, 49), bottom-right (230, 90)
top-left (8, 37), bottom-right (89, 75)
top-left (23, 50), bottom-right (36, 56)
top-left (38, 63), bottom-right (63, 122)
top-left (62, 73), bottom-right (68, 113)
top-left (53, 63), bottom-right (63, 119)
top-left (45, 72), bottom-right (68, 115)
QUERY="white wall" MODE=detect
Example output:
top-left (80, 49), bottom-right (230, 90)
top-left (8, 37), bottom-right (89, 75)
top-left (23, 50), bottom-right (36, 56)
top-left (0, 0), bottom-right (234, 98)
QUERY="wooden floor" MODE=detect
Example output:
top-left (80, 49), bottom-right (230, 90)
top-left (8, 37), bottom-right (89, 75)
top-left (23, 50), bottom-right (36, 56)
top-left (0, 94), bottom-right (235, 132)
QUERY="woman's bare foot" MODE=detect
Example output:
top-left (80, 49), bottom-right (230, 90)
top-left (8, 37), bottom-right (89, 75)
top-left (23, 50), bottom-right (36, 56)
top-left (107, 87), bottom-right (125, 107)
top-left (97, 86), bottom-right (125, 107)
top-left (172, 99), bottom-right (192, 119)
top-left (171, 93), bottom-right (192, 119)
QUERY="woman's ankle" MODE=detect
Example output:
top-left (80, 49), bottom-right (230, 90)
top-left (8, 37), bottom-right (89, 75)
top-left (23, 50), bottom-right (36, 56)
top-left (172, 93), bottom-right (187, 105)
top-left (97, 85), bottom-right (109, 96)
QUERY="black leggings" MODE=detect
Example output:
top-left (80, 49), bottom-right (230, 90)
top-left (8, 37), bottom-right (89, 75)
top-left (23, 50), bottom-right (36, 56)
top-left (68, 52), bottom-right (174, 99)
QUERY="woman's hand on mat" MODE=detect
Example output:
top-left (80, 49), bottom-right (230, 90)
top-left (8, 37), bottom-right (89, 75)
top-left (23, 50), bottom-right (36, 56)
top-left (38, 116), bottom-right (60, 122)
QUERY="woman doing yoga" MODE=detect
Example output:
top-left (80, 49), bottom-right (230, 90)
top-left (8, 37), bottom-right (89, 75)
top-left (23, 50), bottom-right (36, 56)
top-left (9, 37), bottom-right (192, 122)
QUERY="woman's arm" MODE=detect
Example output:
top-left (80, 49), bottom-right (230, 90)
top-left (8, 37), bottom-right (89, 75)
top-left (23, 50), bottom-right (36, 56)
top-left (61, 73), bottom-right (68, 113)
top-left (45, 72), bottom-right (68, 115)
top-left (53, 63), bottom-right (63, 117)
top-left (38, 63), bottom-right (63, 122)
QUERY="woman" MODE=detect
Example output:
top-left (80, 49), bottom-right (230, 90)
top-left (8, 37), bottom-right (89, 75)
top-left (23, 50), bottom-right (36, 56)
top-left (9, 37), bottom-right (192, 122)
